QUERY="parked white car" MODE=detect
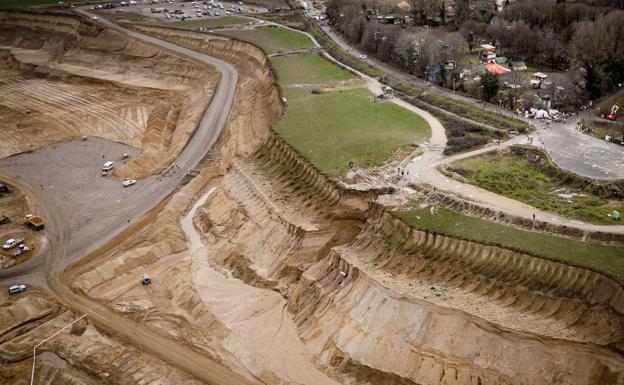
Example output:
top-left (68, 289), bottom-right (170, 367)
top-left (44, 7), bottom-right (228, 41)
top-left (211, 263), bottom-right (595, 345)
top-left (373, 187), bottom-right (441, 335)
top-left (92, 16), bottom-right (99, 20)
top-left (358, 54), bottom-right (367, 60)
top-left (122, 179), bottom-right (137, 187)
top-left (8, 284), bottom-right (26, 295)
top-left (3, 238), bottom-right (18, 250)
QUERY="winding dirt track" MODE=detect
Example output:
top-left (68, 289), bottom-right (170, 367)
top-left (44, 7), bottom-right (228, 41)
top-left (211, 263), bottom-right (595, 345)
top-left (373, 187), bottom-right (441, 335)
top-left (0, 10), bottom-right (257, 385)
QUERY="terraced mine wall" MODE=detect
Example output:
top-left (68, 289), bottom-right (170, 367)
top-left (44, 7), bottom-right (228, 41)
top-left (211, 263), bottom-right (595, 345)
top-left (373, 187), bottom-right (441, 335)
top-left (0, 10), bottom-right (217, 178)
top-left (72, 25), bottom-right (624, 385)
top-left (193, 111), bottom-right (624, 383)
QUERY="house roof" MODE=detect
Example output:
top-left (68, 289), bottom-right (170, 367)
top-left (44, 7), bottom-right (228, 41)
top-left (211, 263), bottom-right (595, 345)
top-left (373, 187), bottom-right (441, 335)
top-left (480, 44), bottom-right (496, 50)
top-left (396, 0), bottom-right (411, 11)
top-left (494, 56), bottom-right (508, 64)
top-left (533, 72), bottom-right (548, 79)
top-left (486, 62), bottom-right (510, 75)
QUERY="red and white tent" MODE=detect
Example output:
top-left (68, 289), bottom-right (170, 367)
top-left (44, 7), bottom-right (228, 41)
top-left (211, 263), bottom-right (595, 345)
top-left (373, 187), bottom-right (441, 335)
top-left (486, 61), bottom-right (510, 75)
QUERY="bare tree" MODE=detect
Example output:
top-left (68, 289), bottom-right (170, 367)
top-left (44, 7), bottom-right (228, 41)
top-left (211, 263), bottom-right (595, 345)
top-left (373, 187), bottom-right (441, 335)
top-left (571, 10), bottom-right (624, 99)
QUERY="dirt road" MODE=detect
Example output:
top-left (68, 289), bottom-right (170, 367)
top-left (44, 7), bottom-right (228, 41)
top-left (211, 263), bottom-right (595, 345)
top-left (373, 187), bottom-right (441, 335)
top-left (0, 10), bottom-right (261, 385)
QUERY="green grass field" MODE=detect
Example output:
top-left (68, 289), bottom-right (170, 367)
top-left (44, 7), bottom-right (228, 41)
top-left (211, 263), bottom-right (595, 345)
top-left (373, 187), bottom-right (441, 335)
top-left (271, 53), bottom-right (354, 85)
top-left (217, 26), bottom-right (314, 54)
top-left (275, 87), bottom-right (429, 177)
top-left (450, 151), bottom-right (624, 224)
top-left (169, 16), bottom-right (252, 30)
top-left (394, 206), bottom-right (624, 283)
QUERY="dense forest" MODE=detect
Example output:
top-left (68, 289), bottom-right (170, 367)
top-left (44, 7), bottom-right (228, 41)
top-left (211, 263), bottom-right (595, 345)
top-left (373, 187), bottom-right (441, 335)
top-left (326, 0), bottom-right (624, 100)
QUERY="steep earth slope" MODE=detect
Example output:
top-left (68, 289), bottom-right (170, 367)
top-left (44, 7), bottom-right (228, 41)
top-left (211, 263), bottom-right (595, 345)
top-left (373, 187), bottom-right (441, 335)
top-left (0, 10), bottom-right (218, 178)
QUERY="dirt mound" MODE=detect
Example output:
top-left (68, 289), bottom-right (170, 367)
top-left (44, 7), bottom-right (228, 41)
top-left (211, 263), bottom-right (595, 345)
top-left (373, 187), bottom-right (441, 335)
top-left (0, 11), bottom-right (218, 178)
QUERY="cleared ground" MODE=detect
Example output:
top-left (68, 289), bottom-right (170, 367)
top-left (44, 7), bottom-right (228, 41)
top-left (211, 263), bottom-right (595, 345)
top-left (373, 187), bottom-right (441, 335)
top-left (449, 147), bottom-right (624, 224)
top-left (217, 26), bottom-right (315, 54)
top-left (394, 205), bottom-right (624, 282)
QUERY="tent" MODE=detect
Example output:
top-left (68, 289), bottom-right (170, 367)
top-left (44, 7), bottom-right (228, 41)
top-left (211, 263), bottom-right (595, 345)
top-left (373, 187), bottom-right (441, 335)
top-left (486, 62), bottom-right (510, 75)
top-left (535, 109), bottom-right (549, 119)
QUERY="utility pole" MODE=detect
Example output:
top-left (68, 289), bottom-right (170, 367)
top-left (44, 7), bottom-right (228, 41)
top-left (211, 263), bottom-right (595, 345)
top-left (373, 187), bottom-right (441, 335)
top-left (30, 314), bottom-right (87, 385)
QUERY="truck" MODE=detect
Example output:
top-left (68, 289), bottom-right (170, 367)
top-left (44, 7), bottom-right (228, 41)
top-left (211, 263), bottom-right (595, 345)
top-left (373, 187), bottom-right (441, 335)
top-left (24, 214), bottom-right (45, 230)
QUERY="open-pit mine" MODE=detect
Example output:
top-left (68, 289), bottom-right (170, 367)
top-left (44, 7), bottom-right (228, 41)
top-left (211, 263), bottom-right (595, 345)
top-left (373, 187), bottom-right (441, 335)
top-left (0, 9), bottom-right (622, 385)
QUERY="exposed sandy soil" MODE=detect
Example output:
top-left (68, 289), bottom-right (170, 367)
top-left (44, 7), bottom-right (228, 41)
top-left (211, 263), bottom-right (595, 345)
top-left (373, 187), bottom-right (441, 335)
top-left (0, 10), bottom-right (219, 179)
top-left (0, 290), bottom-right (207, 385)
top-left (1, 14), bottom-right (623, 385)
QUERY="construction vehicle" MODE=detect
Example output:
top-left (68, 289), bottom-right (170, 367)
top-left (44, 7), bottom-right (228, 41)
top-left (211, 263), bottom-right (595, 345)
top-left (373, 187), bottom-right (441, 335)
top-left (24, 214), bottom-right (44, 230)
top-left (12, 244), bottom-right (29, 257)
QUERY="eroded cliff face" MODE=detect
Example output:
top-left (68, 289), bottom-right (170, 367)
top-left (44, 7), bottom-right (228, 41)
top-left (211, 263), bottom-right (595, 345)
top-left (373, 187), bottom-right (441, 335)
top-left (189, 133), bottom-right (624, 385)
top-left (0, 11), bottom-right (218, 178)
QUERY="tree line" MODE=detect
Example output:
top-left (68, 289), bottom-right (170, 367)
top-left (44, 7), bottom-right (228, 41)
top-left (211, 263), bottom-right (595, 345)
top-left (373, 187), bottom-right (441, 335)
top-left (326, 0), bottom-right (624, 100)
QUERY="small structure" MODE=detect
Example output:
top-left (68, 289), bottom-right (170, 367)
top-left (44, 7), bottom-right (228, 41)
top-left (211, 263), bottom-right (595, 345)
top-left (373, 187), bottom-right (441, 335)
top-left (531, 72), bottom-right (548, 88)
top-left (382, 86), bottom-right (394, 97)
top-left (494, 56), bottom-right (508, 65)
top-left (509, 61), bottom-right (527, 71)
top-left (381, 15), bottom-right (398, 24)
top-left (142, 274), bottom-right (152, 285)
top-left (486, 61), bottom-right (510, 75)
top-left (479, 44), bottom-right (496, 62)
top-left (396, 0), bottom-right (412, 12)
top-left (535, 109), bottom-right (549, 119)
top-left (0, 182), bottom-right (9, 194)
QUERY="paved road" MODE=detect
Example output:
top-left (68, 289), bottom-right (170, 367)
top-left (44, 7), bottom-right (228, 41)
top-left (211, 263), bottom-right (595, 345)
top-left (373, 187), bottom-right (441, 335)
top-left (536, 119), bottom-right (624, 180)
top-left (1, 10), bottom-right (258, 385)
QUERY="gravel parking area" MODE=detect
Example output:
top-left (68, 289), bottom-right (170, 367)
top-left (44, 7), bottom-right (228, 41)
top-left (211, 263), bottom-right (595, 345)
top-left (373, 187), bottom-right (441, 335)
top-left (95, 0), bottom-right (267, 27)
